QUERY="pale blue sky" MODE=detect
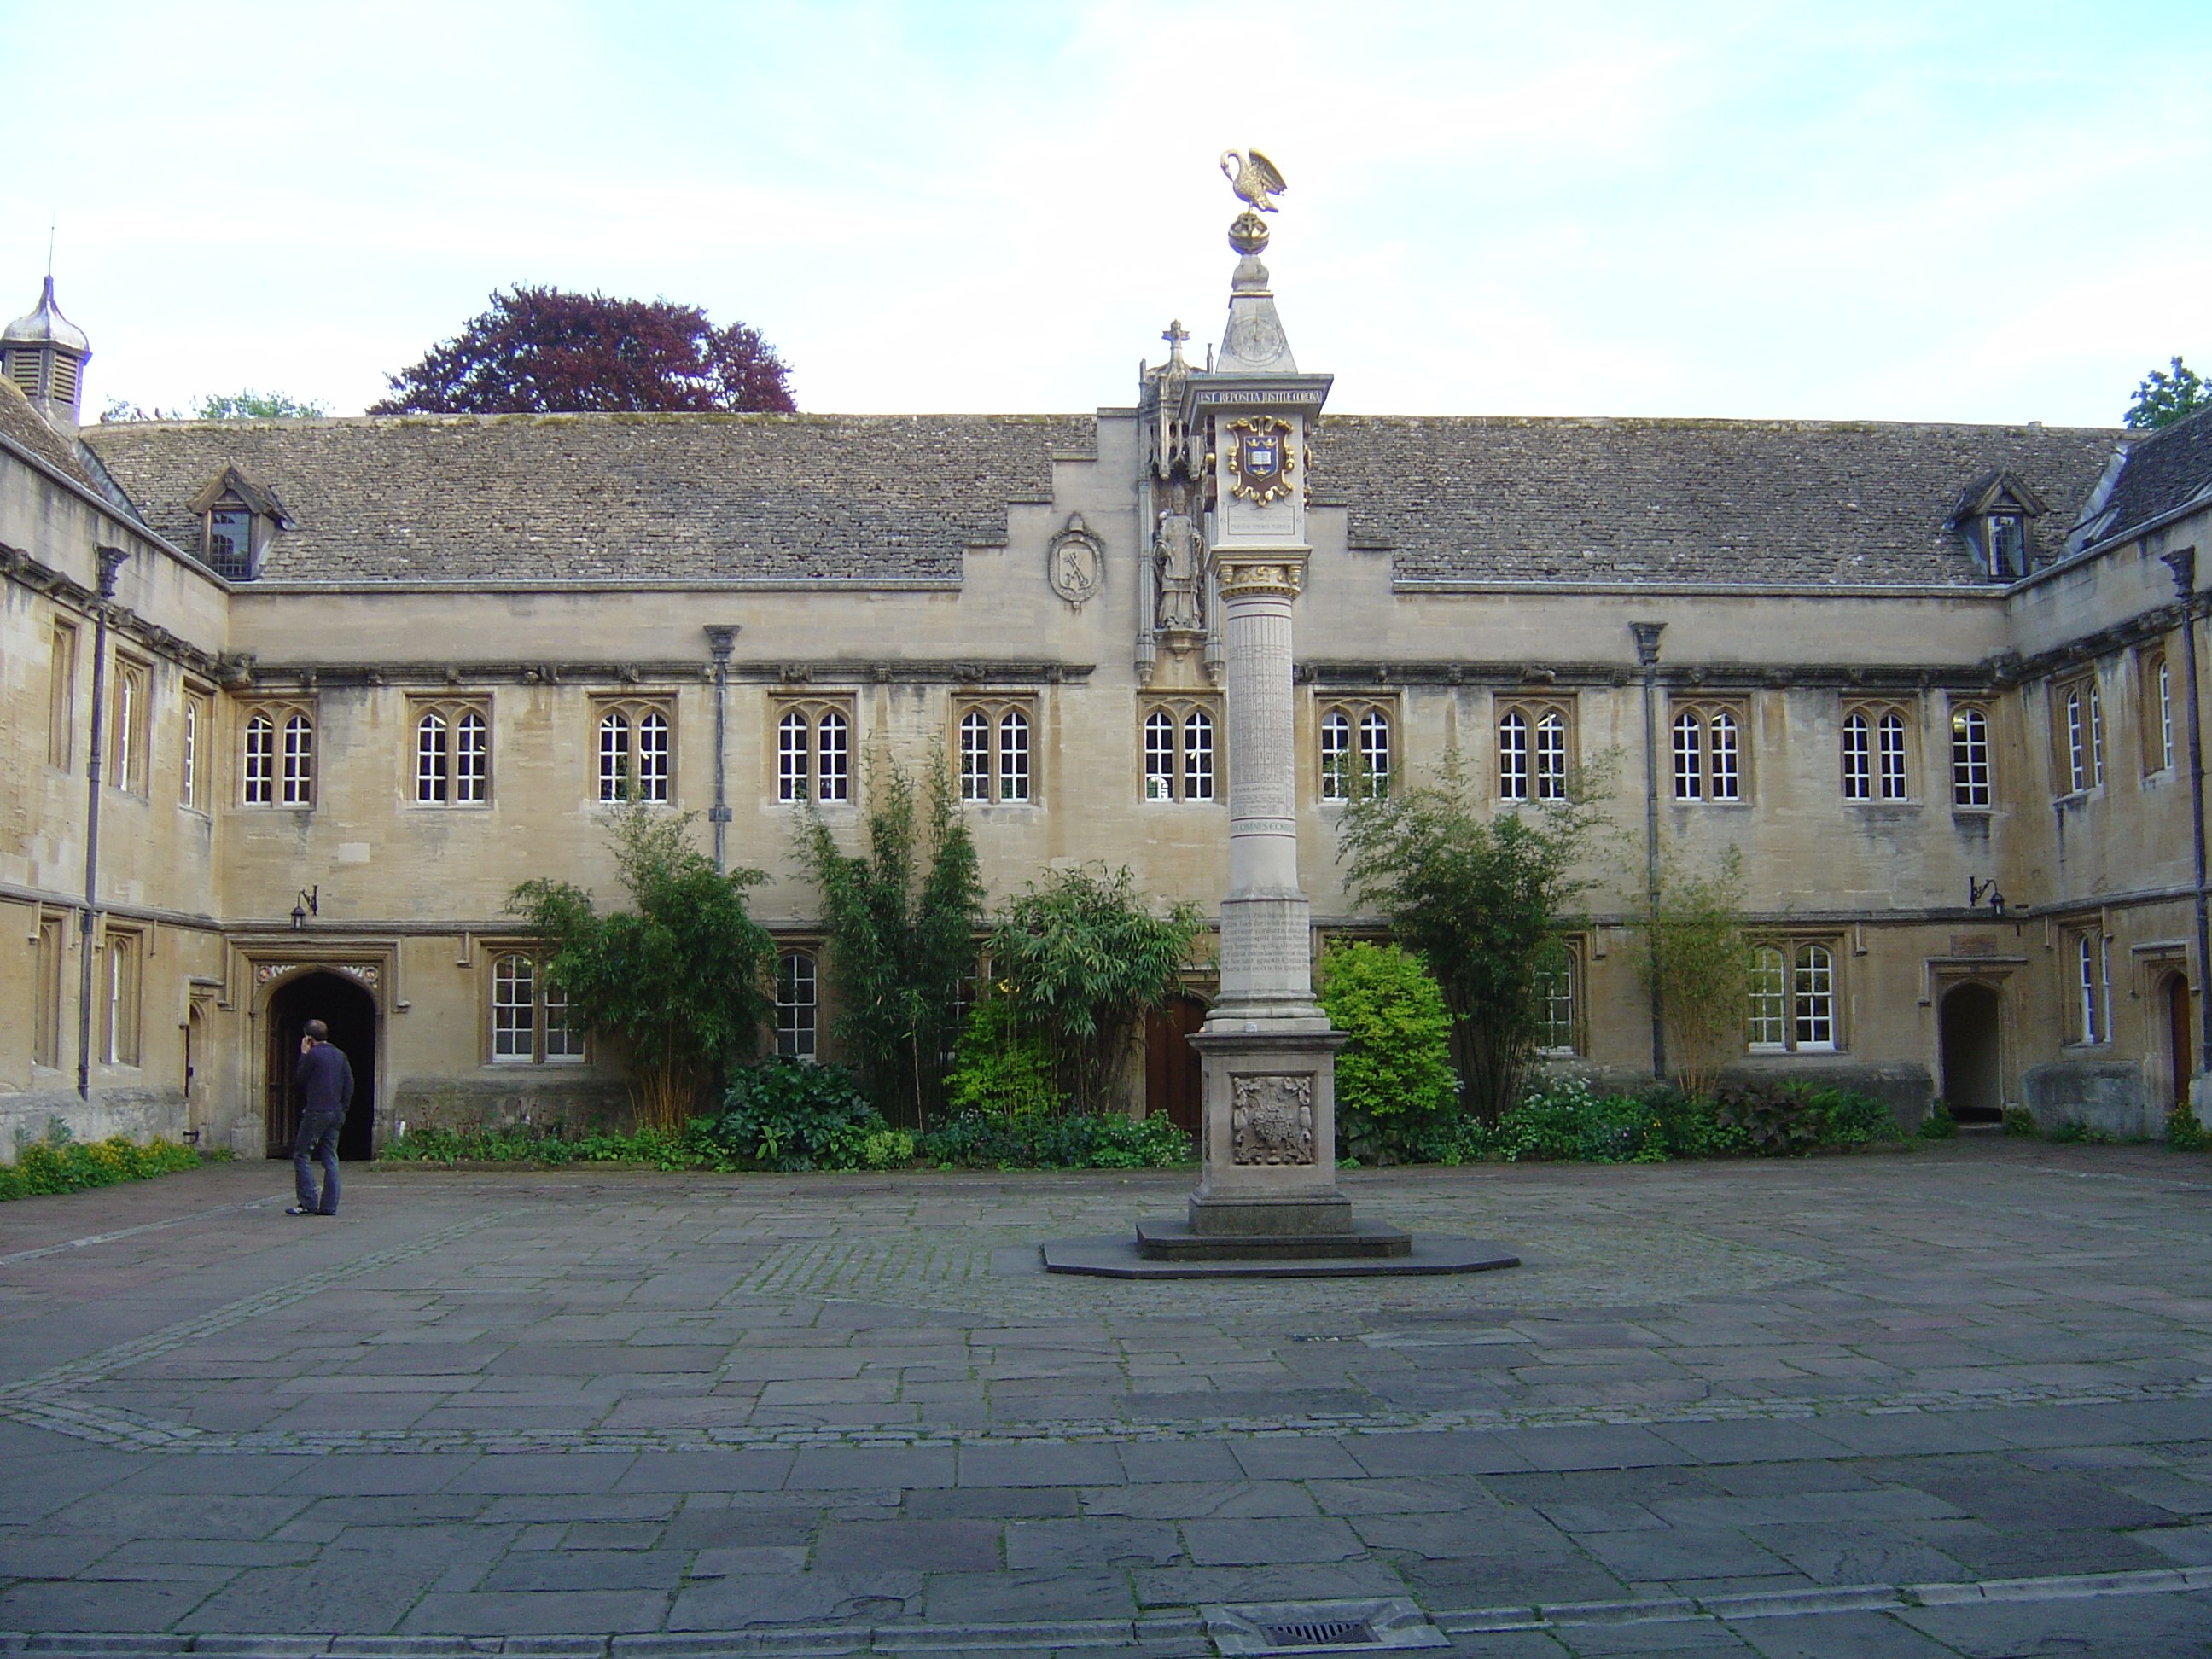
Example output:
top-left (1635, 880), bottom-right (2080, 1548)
top-left (7, 1), bottom-right (2207, 425)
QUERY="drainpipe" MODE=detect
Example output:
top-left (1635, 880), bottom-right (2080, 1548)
top-left (76, 546), bottom-right (128, 1101)
top-left (2161, 550), bottom-right (2210, 1078)
top-left (1631, 620), bottom-right (1668, 1083)
top-left (705, 626), bottom-right (737, 873)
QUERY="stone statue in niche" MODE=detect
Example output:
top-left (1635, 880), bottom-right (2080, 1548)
top-left (1230, 1073), bottom-right (1316, 1166)
top-left (1155, 512), bottom-right (1205, 633)
top-left (1047, 515), bottom-right (1103, 609)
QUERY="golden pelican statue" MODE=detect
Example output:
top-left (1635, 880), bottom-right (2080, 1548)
top-left (1220, 148), bottom-right (1287, 213)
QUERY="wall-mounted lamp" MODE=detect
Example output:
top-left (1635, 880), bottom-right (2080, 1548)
top-left (1968, 876), bottom-right (2005, 917)
top-left (291, 886), bottom-right (319, 930)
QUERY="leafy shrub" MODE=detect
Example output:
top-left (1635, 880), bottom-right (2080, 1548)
top-left (1318, 942), bottom-right (1458, 1164)
top-left (1918, 1100), bottom-right (1959, 1139)
top-left (2168, 1103), bottom-right (2212, 1153)
top-left (380, 1123), bottom-right (709, 1169)
top-left (2002, 1107), bottom-right (2040, 1138)
top-left (919, 1110), bottom-right (1190, 1170)
top-left (1715, 1079), bottom-right (1825, 1155)
top-left (709, 1058), bottom-right (912, 1172)
top-left (2044, 1119), bottom-right (2120, 1145)
top-left (943, 998), bottom-right (1064, 1117)
top-left (1808, 1088), bottom-right (1903, 1149)
top-left (0, 1120), bottom-right (205, 1201)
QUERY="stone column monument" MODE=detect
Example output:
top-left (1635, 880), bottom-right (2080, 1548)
top-left (1045, 153), bottom-right (1516, 1278)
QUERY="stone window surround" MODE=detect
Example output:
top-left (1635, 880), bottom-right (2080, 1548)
top-left (953, 696), bottom-right (1038, 805)
top-left (1318, 695), bottom-right (1395, 803)
top-left (2051, 669), bottom-right (2105, 798)
top-left (1670, 697), bottom-right (1749, 805)
top-left (1139, 696), bottom-right (1222, 803)
top-left (2137, 642), bottom-right (2174, 777)
top-left (775, 947), bottom-right (819, 1060)
top-left (1947, 697), bottom-right (1994, 811)
top-left (109, 652), bottom-right (150, 796)
top-left (1496, 694), bottom-right (1575, 804)
top-left (409, 696), bottom-right (492, 807)
top-left (1840, 696), bottom-right (1917, 805)
top-left (771, 696), bottom-right (855, 806)
top-left (486, 946), bottom-right (586, 1067)
top-left (239, 698), bottom-right (316, 808)
top-left (593, 696), bottom-right (675, 805)
top-left (1536, 936), bottom-right (1584, 1056)
top-left (1748, 936), bottom-right (1842, 1053)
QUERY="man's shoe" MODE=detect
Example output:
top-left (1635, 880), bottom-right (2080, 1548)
top-left (285, 1207), bottom-right (317, 1216)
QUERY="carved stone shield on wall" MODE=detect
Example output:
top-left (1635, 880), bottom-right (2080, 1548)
top-left (1048, 514), bottom-right (1103, 608)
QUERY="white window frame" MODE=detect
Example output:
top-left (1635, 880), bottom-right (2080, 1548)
top-left (241, 701), bottom-right (314, 806)
top-left (1499, 701), bottom-right (1573, 804)
top-left (1535, 942), bottom-right (1581, 1055)
top-left (412, 700), bottom-right (490, 805)
top-left (1748, 939), bottom-right (1840, 1053)
top-left (1673, 701), bottom-right (1745, 803)
top-left (1950, 704), bottom-right (1992, 808)
top-left (954, 699), bottom-right (1036, 805)
top-left (490, 950), bottom-right (586, 1064)
top-left (1320, 698), bottom-right (1394, 801)
top-left (1140, 699), bottom-right (1220, 802)
top-left (596, 699), bottom-right (673, 804)
top-left (773, 701), bottom-right (853, 804)
top-left (776, 950), bottom-right (819, 1060)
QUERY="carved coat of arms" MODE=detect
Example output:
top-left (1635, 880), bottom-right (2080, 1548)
top-left (1223, 416), bottom-right (1295, 504)
top-left (1047, 514), bottom-right (1103, 608)
top-left (1230, 1073), bottom-right (1316, 1165)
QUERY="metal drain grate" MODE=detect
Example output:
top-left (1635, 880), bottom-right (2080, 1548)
top-left (1260, 1617), bottom-right (1377, 1647)
top-left (1203, 1597), bottom-right (1449, 1655)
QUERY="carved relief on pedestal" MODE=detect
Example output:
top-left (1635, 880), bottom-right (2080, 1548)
top-left (1230, 1072), bottom-right (1316, 1165)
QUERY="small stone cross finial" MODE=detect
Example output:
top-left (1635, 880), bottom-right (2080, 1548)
top-left (1162, 320), bottom-right (1190, 361)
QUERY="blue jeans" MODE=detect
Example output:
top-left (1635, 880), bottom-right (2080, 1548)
top-left (292, 1109), bottom-right (343, 1214)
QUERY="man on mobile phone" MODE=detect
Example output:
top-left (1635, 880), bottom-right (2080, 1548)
top-left (289, 1019), bottom-right (353, 1218)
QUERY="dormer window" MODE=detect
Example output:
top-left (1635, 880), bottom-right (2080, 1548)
top-left (186, 464), bottom-right (290, 581)
top-left (1947, 470), bottom-right (2048, 583)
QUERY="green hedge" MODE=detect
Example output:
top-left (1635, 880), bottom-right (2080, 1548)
top-left (1417, 1077), bottom-right (1901, 1165)
top-left (917, 1110), bottom-right (1191, 1170)
top-left (0, 1124), bottom-right (212, 1201)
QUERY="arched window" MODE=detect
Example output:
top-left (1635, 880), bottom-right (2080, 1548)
top-left (1748, 946), bottom-right (1787, 1048)
top-left (1793, 943), bottom-right (1835, 1049)
top-left (1183, 708), bottom-right (1214, 800)
top-left (1951, 706), bottom-right (1990, 806)
top-left (1674, 710), bottom-right (1703, 800)
top-left (1320, 710), bottom-right (1351, 801)
top-left (1140, 702), bottom-right (1219, 801)
top-left (1709, 711), bottom-right (1739, 800)
top-left (1536, 944), bottom-right (1580, 1053)
top-left (1842, 713), bottom-right (1870, 800)
top-left (597, 702), bottom-right (672, 803)
top-left (1144, 709), bottom-right (1176, 800)
top-left (776, 951), bottom-right (818, 1060)
top-left (1534, 711), bottom-right (1568, 801)
top-left (492, 951), bottom-right (585, 1063)
top-left (954, 701), bottom-right (1036, 803)
top-left (817, 708), bottom-right (849, 801)
top-left (244, 714), bottom-right (275, 805)
top-left (416, 712), bottom-right (449, 802)
top-left (958, 709), bottom-right (991, 800)
top-left (998, 710), bottom-right (1030, 801)
top-left (1320, 701), bottom-right (1392, 800)
top-left (282, 713), bottom-right (314, 806)
top-left (1499, 711), bottom-right (1529, 800)
top-left (2071, 930), bottom-right (2108, 1045)
top-left (1877, 713), bottom-right (1907, 800)
top-left (777, 709), bottom-right (809, 802)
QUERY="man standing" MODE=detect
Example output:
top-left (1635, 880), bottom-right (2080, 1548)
top-left (289, 1019), bottom-right (353, 1217)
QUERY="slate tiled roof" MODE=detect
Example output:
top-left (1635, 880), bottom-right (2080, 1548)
top-left (0, 376), bottom-right (102, 494)
top-left (1318, 415), bottom-right (2122, 585)
top-left (2081, 406), bottom-right (2212, 549)
top-left (81, 413), bottom-right (1093, 583)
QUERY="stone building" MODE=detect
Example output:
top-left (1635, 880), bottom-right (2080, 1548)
top-left (2, 235), bottom-right (2204, 1162)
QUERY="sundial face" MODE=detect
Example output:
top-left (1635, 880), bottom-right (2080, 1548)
top-left (1227, 314), bottom-right (1285, 364)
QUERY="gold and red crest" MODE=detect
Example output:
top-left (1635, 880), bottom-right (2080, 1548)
top-left (1223, 416), bottom-right (1296, 504)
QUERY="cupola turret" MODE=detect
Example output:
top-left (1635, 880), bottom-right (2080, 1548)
top-left (3, 276), bottom-right (91, 432)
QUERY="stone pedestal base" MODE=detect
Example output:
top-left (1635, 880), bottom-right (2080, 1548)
top-left (1138, 1217), bottom-right (1409, 1260)
top-left (1188, 1191), bottom-right (1353, 1237)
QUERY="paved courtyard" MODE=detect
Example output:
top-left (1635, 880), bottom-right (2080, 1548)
top-left (0, 1141), bottom-right (2208, 1656)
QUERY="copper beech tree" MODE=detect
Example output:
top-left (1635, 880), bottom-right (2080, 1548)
top-left (370, 285), bottom-right (796, 415)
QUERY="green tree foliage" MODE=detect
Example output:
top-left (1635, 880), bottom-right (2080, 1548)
top-left (192, 389), bottom-right (330, 419)
top-left (986, 864), bottom-right (1206, 1117)
top-left (1316, 942), bottom-right (1457, 1162)
top-left (370, 286), bottom-right (796, 415)
top-left (2124, 357), bottom-right (2212, 431)
top-left (1337, 751), bottom-right (1609, 1121)
top-left (507, 802), bottom-right (774, 1131)
top-left (944, 995), bottom-right (1064, 1118)
top-left (794, 761), bottom-right (983, 1126)
top-left (1641, 845), bottom-right (1749, 1099)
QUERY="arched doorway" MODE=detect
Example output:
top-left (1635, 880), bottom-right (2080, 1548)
top-left (264, 971), bottom-right (377, 1161)
top-left (184, 1004), bottom-right (211, 1146)
top-left (1144, 993), bottom-right (1208, 1135)
top-left (1939, 981), bottom-right (2003, 1124)
top-left (2166, 971), bottom-right (2195, 1112)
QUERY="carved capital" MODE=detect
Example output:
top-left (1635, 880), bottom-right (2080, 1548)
top-left (1216, 559), bottom-right (1303, 599)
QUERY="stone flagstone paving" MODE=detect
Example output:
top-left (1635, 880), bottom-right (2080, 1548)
top-left (0, 1140), bottom-right (2209, 1656)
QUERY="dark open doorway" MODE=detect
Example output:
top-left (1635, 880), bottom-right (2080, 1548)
top-left (1144, 993), bottom-right (1208, 1136)
top-left (1939, 981), bottom-right (2003, 1124)
top-left (2166, 970), bottom-right (2194, 1112)
top-left (264, 971), bottom-right (376, 1161)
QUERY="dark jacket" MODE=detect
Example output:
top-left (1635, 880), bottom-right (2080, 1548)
top-left (295, 1041), bottom-right (354, 1115)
